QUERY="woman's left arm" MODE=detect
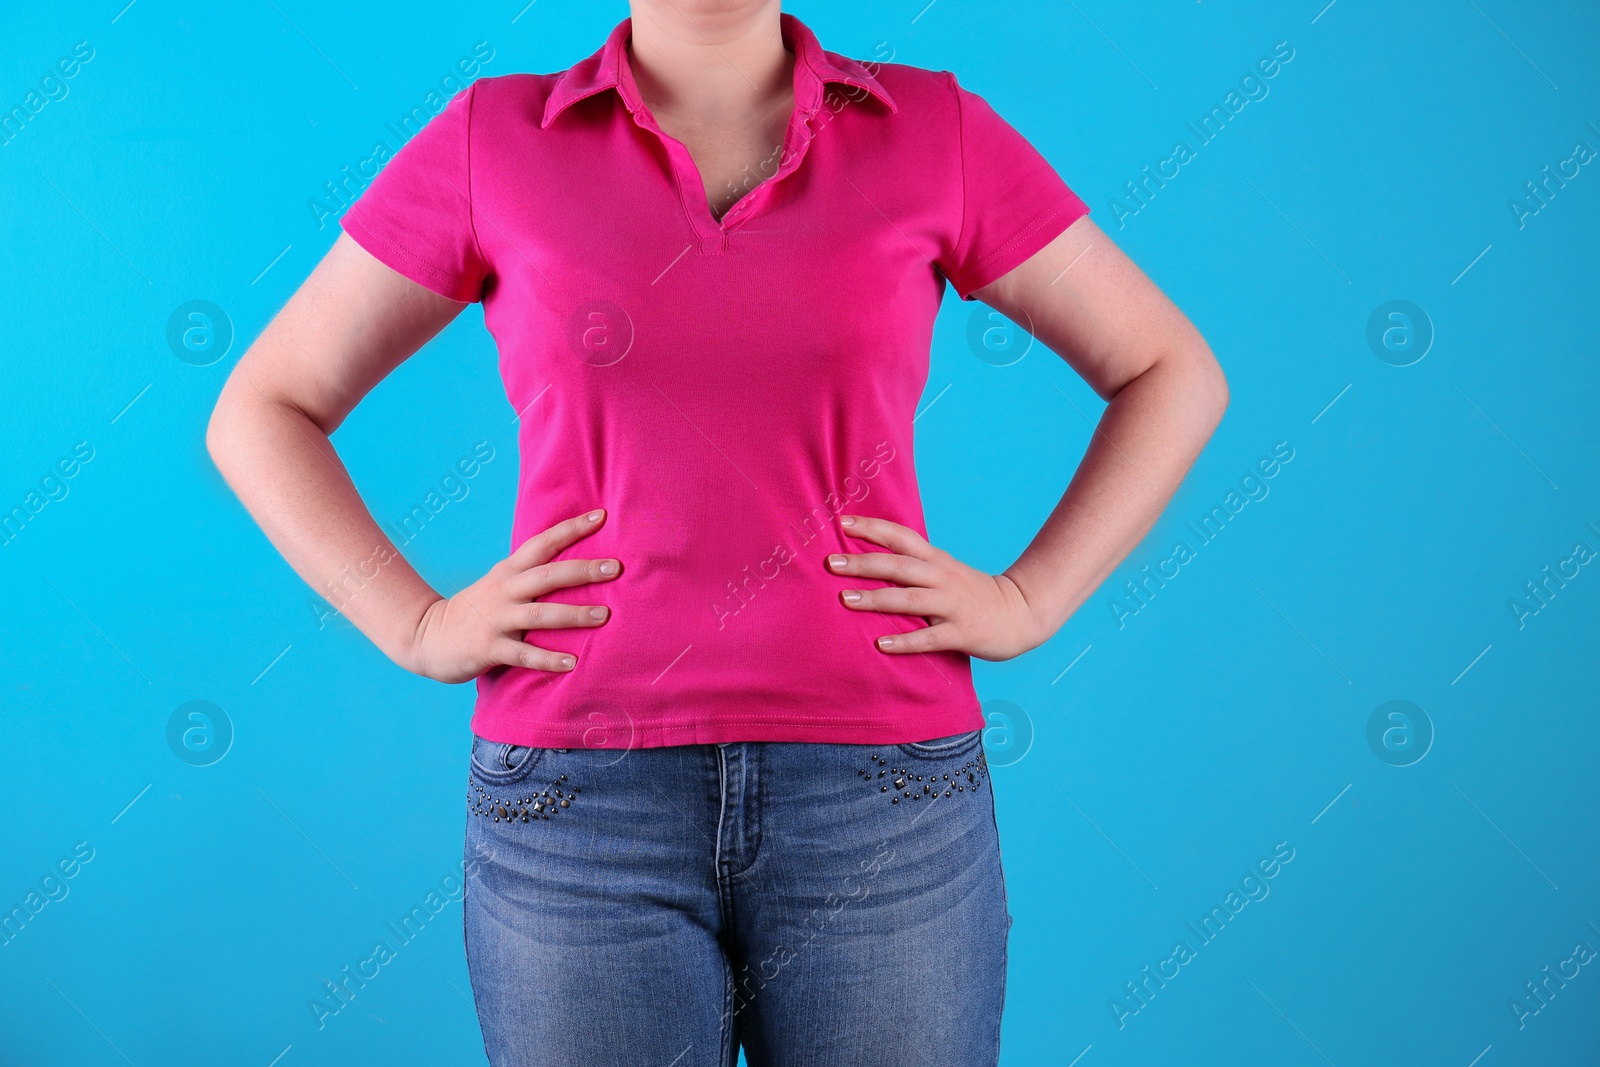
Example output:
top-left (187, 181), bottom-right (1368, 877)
top-left (828, 215), bottom-right (1230, 659)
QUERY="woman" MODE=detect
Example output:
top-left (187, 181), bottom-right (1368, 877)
top-left (207, 2), bottom-right (1227, 1063)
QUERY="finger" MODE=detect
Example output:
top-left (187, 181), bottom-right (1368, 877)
top-left (874, 623), bottom-right (954, 655)
top-left (825, 550), bottom-right (935, 586)
top-left (838, 585), bottom-right (946, 617)
top-left (490, 636), bottom-right (578, 672)
top-left (506, 602), bottom-right (610, 631)
top-left (507, 508), bottom-right (607, 570)
top-left (510, 557), bottom-right (622, 598)
top-left (837, 514), bottom-right (941, 562)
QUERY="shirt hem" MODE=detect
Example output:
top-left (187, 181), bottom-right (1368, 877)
top-left (339, 211), bottom-right (480, 303)
top-left (950, 192), bottom-right (1091, 301)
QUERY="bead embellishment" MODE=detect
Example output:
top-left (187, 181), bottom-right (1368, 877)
top-left (468, 773), bottom-right (580, 823)
top-left (859, 750), bottom-right (988, 805)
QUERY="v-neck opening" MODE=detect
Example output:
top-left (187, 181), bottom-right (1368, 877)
top-left (618, 32), bottom-right (820, 247)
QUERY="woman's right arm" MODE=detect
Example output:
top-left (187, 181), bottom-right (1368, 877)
top-left (205, 233), bottom-right (616, 682)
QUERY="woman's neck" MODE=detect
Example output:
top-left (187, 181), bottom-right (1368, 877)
top-left (626, 1), bottom-right (793, 123)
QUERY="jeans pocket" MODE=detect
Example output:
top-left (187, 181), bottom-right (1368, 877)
top-left (469, 733), bottom-right (548, 786)
top-left (867, 729), bottom-right (989, 806)
top-left (898, 728), bottom-right (984, 759)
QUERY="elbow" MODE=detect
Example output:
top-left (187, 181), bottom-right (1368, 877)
top-left (1208, 362), bottom-right (1230, 427)
top-left (204, 385), bottom-right (234, 475)
top-left (205, 374), bottom-right (257, 483)
top-left (1190, 342), bottom-right (1229, 433)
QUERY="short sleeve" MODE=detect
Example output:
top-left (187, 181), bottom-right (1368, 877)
top-left (340, 83), bottom-right (490, 303)
top-left (937, 72), bottom-right (1091, 301)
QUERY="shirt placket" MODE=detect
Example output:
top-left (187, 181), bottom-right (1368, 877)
top-left (716, 97), bottom-right (821, 239)
top-left (619, 56), bottom-right (825, 255)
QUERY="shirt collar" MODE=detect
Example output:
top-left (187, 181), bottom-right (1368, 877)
top-left (540, 12), bottom-right (896, 129)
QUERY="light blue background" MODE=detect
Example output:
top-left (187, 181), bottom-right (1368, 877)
top-left (3, 1), bottom-right (1597, 1064)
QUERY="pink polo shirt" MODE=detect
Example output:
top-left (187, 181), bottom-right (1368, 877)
top-left (340, 13), bottom-right (1090, 748)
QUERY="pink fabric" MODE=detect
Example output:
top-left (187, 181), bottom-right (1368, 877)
top-left (340, 13), bottom-right (1090, 748)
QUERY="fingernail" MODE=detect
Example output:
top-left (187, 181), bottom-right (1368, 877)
top-left (841, 590), bottom-right (861, 604)
top-left (562, 656), bottom-right (576, 669)
top-left (877, 636), bottom-right (894, 649)
top-left (589, 606), bottom-right (608, 620)
top-left (828, 555), bottom-right (847, 570)
top-left (839, 515), bottom-right (855, 527)
top-left (587, 509), bottom-right (604, 522)
top-left (599, 560), bottom-right (618, 575)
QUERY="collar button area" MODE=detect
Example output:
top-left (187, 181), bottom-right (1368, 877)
top-left (541, 12), bottom-right (898, 129)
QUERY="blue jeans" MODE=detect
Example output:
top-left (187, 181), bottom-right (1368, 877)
top-left (462, 729), bottom-right (1011, 1066)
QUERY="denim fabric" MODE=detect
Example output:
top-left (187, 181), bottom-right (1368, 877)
top-left (462, 729), bottom-right (1010, 1066)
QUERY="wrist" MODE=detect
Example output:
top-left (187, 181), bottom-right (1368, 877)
top-left (996, 570), bottom-right (1053, 652)
top-left (395, 594), bottom-right (447, 676)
